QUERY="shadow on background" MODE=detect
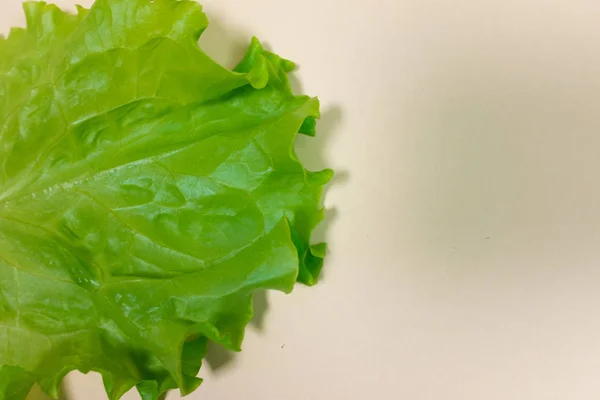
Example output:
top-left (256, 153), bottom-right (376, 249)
top-left (249, 290), bottom-right (269, 331)
top-left (26, 384), bottom-right (70, 400)
top-left (199, 16), bottom-right (250, 68)
top-left (204, 290), bottom-right (266, 371)
top-left (205, 341), bottom-right (236, 372)
top-left (296, 106), bottom-right (345, 248)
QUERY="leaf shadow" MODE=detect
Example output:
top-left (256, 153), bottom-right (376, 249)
top-left (26, 383), bottom-right (71, 400)
top-left (204, 341), bottom-right (237, 372)
top-left (249, 289), bottom-right (269, 331)
top-left (203, 289), bottom-right (269, 373)
top-left (198, 16), bottom-right (250, 69)
top-left (296, 106), bottom-right (346, 279)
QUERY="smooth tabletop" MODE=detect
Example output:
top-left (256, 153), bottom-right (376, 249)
top-left (3, 0), bottom-right (600, 399)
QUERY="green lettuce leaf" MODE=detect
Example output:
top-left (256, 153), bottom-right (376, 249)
top-left (0, 1), bottom-right (332, 399)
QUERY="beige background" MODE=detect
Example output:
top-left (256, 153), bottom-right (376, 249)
top-left (4, 0), bottom-right (600, 399)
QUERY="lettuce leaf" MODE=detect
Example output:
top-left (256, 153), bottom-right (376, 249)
top-left (0, 1), bottom-right (332, 399)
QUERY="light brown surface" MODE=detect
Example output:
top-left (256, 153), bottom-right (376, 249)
top-left (4, 0), bottom-right (600, 399)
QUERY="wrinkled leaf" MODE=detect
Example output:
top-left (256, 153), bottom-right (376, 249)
top-left (0, 1), bottom-right (331, 399)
